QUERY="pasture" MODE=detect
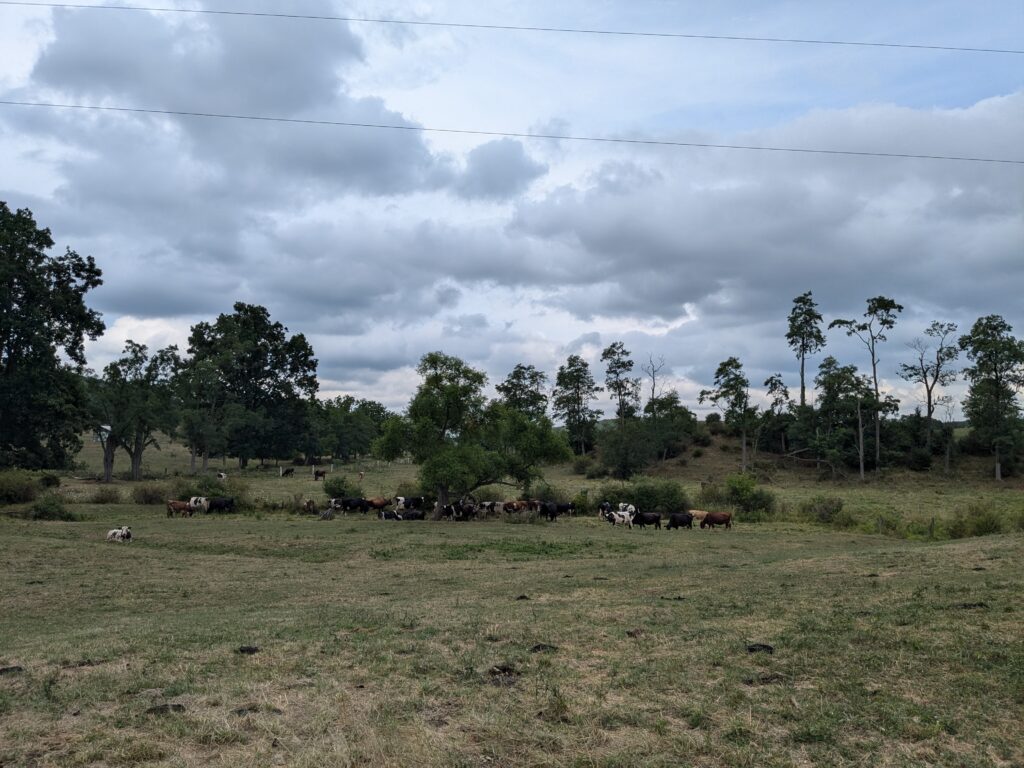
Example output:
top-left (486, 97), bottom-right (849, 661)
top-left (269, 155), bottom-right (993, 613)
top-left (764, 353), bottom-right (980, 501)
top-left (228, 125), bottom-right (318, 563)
top-left (2, 505), bottom-right (1022, 767)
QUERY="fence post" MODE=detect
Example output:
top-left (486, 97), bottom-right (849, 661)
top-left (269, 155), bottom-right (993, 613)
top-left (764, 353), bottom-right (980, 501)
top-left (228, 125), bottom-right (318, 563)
top-left (928, 517), bottom-right (935, 540)
top-left (877, 516), bottom-right (883, 535)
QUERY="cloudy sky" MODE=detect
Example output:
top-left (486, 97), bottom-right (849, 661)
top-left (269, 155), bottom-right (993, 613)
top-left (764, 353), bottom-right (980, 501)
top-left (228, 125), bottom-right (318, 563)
top-left (1, 0), bottom-right (1022, 416)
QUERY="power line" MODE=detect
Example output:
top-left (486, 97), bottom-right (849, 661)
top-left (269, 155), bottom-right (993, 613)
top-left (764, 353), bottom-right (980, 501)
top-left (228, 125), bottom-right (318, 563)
top-left (2, 1), bottom-right (1021, 55)
top-left (2, 100), bottom-right (1021, 165)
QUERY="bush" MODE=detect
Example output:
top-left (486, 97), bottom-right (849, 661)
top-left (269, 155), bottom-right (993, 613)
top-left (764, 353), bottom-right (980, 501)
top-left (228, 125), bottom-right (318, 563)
top-left (585, 465), bottom-right (608, 479)
top-left (39, 473), bottom-right (61, 488)
top-left (699, 474), bottom-right (777, 521)
top-left (171, 476), bottom-right (251, 509)
top-left (28, 493), bottom-right (78, 521)
top-left (528, 481), bottom-right (571, 504)
top-left (799, 495), bottom-right (845, 524)
top-left (692, 448), bottom-right (704, 459)
top-left (323, 475), bottom-right (364, 500)
top-left (90, 486), bottom-right (123, 504)
top-left (692, 432), bottom-right (712, 448)
top-left (0, 470), bottom-right (39, 505)
top-left (598, 478), bottom-right (688, 514)
top-left (571, 456), bottom-right (591, 475)
top-left (906, 447), bottom-right (933, 472)
top-left (132, 483), bottom-right (168, 505)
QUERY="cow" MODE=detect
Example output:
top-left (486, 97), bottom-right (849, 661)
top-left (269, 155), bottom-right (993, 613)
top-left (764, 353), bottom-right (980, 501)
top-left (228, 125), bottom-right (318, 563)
top-left (280, 467), bottom-right (295, 478)
top-left (504, 500), bottom-right (528, 513)
top-left (364, 497), bottom-right (391, 513)
top-left (454, 499), bottom-right (478, 521)
top-left (598, 501), bottom-right (612, 517)
top-left (555, 502), bottom-right (576, 516)
top-left (526, 499), bottom-right (543, 512)
top-left (603, 509), bottom-right (632, 528)
top-left (106, 526), bottom-right (132, 542)
top-left (166, 499), bottom-right (191, 517)
top-left (216, 472), bottom-right (227, 480)
top-left (667, 512), bottom-right (694, 530)
top-left (540, 501), bottom-right (560, 521)
top-left (189, 496), bottom-right (209, 514)
top-left (379, 509), bottom-right (401, 521)
top-left (632, 511), bottom-right (662, 530)
top-left (400, 509), bottom-right (425, 521)
top-left (330, 497), bottom-right (368, 514)
top-left (208, 496), bottom-right (235, 513)
top-left (618, 502), bottom-right (637, 515)
top-left (690, 509), bottom-right (710, 524)
top-left (436, 502), bottom-right (456, 520)
top-left (393, 496), bottom-right (425, 511)
top-left (302, 499), bottom-right (318, 515)
top-left (478, 501), bottom-right (501, 516)
top-left (700, 511), bottom-right (732, 530)
top-left (313, 469), bottom-right (327, 481)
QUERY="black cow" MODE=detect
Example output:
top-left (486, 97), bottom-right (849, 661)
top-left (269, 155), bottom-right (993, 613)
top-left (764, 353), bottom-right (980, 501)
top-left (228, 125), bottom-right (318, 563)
top-left (331, 497), bottom-right (368, 513)
top-left (379, 510), bottom-right (401, 521)
top-left (667, 512), bottom-right (693, 530)
top-left (542, 502), bottom-right (560, 521)
top-left (631, 511), bottom-right (661, 530)
top-left (437, 503), bottom-right (456, 520)
top-left (208, 496), bottom-right (235, 513)
top-left (401, 509), bottom-right (425, 521)
top-left (598, 500), bottom-right (612, 517)
top-left (555, 502), bottom-right (575, 516)
top-left (395, 496), bottom-right (425, 510)
top-left (280, 468), bottom-right (295, 478)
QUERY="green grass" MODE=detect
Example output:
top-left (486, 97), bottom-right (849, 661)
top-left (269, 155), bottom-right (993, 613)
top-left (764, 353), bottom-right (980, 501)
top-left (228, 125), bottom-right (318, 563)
top-left (2, 505), bottom-right (1022, 767)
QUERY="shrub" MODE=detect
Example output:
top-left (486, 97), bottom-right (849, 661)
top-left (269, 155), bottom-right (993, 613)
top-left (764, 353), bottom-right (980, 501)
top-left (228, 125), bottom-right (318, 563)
top-left (571, 491), bottom-right (594, 516)
top-left (28, 493), bottom-right (78, 521)
top-left (799, 495), bottom-right (845, 524)
top-left (0, 470), bottom-right (39, 505)
top-left (598, 479), bottom-right (688, 514)
top-left (692, 448), bottom-right (704, 459)
top-left (692, 432), bottom-right (712, 448)
top-left (572, 456), bottom-right (591, 475)
top-left (90, 486), bottom-right (123, 504)
top-left (323, 475), bottom-right (363, 500)
top-left (947, 503), bottom-right (1005, 539)
top-left (585, 465), bottom-right (608, 479)
top-left (699, 474), bottom-right (777, 521)
top-left (906, 447), bottom-right (933, 472)
top-left (529, 481), bottom-right (571, 504)
top-left (171, 476), bottom-right (251, 509)
top-left (132, 483), bottom-right (168, 505)
top-left (39, 473), bottom-right (61, 488)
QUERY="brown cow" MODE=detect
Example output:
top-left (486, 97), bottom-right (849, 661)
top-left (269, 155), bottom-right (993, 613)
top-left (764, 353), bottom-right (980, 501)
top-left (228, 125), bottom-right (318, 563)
top-left (504, 500), bottom-right (528, 513)
top-left (700, 511), bottom-right (732, 530)
top-left (690, 509), bottom-right (710, 523)
top-left (166, 499), bottom-right (192, 517)
top-left (364, 497), bottom-right (390, 512)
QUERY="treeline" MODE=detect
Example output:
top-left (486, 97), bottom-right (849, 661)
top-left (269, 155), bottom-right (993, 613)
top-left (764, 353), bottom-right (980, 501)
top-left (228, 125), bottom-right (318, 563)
top-left (3, 203), bottom-right (1023, 486)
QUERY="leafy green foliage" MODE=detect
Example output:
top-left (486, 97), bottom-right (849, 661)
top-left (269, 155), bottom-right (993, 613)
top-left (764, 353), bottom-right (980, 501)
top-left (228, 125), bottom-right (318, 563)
top-left (601, 341), bottom-right (640, 422)
top-left (0, 203), bottom-right (104, 469)
top-left (323, 475), bottom-right (363, 500)
top-left (131, 483), bottom-right (168, 505)
top-left (799, 495), bottom-right (845, 524)
top-left (0, 470), bottom-right (39, 504)
top-left (699, 474), bottom-right (776, 520)
top-left (786, 291), bottom-right (826, 407)
top-left (496, 363), bottom-right (549, 420)
top-left (551, 355), bottom-right (602, 455)
top-left (598, 478), bottom-right (688, 514)
top-left (27, 492), bottom-right (77, 521)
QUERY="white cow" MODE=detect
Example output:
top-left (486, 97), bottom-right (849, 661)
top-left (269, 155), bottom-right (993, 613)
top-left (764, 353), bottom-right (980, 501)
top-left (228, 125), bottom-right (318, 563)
top-left (106, 526), bottom-right (132, 542)
top-left (189, 496), bottom-right (209, 514)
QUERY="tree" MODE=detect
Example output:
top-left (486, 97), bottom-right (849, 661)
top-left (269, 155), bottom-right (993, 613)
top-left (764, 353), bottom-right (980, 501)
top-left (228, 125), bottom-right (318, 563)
top-left (762, 373), bottom-right (792, 454)
top-left (642, 390), bottom-right (698, 462)
top-left (321, 396), bottom-right (392, 461)
top-left (959, 315), bottom-right (1024, 480)
top-left (187, 303), bottom-right (318, 467)
top-left (496, 363), bottom-right (549, 420)
top-left (91, 341), bottom-right (179, 481)
top-left (0, 203), bottom-right (105, 468)
top-left (376, 352), bottom-right (569, 505)
top-left (601, 342), bottom-right (640, 424)
top-left (174, 357), bottom-right (226, 472)
top-left (786, 291), bottom-right (826, 408)
top-left (699, 357), bottom-right (756, 471)
top-left (813, 356), bottom-right (876, 478)
top-left (551, 354), bottom-right (603, 454)
top-left (829, 296), bottom-right (904, 468)
top-left (897, 321), bottom-right (959, 450)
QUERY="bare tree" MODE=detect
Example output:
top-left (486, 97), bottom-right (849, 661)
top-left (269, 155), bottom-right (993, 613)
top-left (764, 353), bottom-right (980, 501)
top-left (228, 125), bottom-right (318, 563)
top-left (897, 321), bottom-right (959, 450)
top-left (641, 354), bottom-right (666, 411)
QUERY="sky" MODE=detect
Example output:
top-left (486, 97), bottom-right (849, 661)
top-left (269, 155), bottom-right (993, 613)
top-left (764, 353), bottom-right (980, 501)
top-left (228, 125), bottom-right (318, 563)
top-left (1, 0), bottom-right (1022, 417)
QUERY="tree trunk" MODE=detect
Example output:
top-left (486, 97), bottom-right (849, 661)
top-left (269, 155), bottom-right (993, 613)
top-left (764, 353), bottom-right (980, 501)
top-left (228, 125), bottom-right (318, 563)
top-left (799, 355), bottom-right (806, 408)
top-left (995, 445), bottom-right (1002, 481)
top-left (857, 401), bottom-right (865, 482)
top-left (741, 426), bottom-right (748, 472)
top-left (129, 433), bottom-right (144, 481)
top-left (189, 448), bottom-right (196, 473)
top-left (101, 438), bottom-right (116, 483)
top-left (202, 452), bottom-right (209, 472)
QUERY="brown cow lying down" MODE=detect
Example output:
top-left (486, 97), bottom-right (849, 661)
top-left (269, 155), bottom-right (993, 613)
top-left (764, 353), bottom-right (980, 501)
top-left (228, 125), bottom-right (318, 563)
top-left (700, 511), bottom-right (732, 529)
top-left (166, 499), bottom-right (192, 517)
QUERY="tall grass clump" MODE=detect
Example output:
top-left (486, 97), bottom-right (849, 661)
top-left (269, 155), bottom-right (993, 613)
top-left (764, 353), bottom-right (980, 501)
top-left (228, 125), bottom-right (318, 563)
top-left (0, 470), bottom-right (39, 505)
top-left (89, 486), bottom-right (123, 504)
top-left (132, 483), bottom-right (168, 505)
top-left (323, 475), bottom-right (364, 500)
top-left (947, 503), bottom-right (1006, 539)
top-left (26, 493), bottom-right (79, 521)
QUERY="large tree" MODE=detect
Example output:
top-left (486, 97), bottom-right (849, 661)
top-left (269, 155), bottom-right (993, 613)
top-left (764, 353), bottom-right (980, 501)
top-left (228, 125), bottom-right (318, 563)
top-left (959, 315), bottom-right (1024, 480)
top-left (0, 203), bottom-right (105, 468)
top-left (496, 363), bottom-right (549, 420)
top-left (699, 357), bottom-right (757, 472)
top-left (91, 341), bottom-right (179, 481)
top-left (551, 354), bottom-right (603, 455)
top-left (813, 356), bottom-right (877, 479)
top-left (830, 295), bottom-right (903, 468)
top-left (376, 352), bottom-right (568, 506)
top-left (601, 341), bottom-right (641, 424)
top-left (187, 303), bottom-right (318, 467)
top-left (786, 291), bottom-right (826, 408)
top-left (898, 321), bottom-right (959, 450)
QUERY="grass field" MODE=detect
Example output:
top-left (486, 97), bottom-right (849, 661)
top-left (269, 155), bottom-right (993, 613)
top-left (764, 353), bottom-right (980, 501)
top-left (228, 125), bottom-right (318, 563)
top-left (2, 504), bottom-right (1022, 767)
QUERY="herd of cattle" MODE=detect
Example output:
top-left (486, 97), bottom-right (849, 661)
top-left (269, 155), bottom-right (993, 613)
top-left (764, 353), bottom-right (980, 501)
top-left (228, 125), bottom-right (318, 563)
top-left (165, 496), bottom-right (236, 516)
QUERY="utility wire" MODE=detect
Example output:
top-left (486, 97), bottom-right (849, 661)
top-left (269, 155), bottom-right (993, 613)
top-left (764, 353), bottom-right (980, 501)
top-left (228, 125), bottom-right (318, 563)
top-left (1, 100), bottom-right (1020, 165)
top-left (1, 1), bottom-right (1022, 55)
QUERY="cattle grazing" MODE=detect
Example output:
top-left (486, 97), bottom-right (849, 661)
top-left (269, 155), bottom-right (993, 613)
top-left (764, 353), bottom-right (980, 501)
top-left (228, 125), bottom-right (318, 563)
top-left (690, 509), bottom-right (710, 524)
top-left (365, 497), bottom-right (391, 513)
top-left (280, 467), bottom-right (295, 478)
top-left (478, 501), bottom-right (500, 516)
top-left (437, 502), bottom-right (456, 520)
top-left (106, 526), bottom-right (132, 542)
top-left (401, 509), bottom-right (425, 521)
top-left (208, 496), bottom-right (235, 513)
top-left (618, 502), bottom-right (637, 515)
top-left (393, 495), bottom-right (425, 511)
top-left (667, 512), bottom-right (694, 530)
top-left (598, 501), bottom-right (612, 517)
top-left (302, 499), bottom-right (318, 515)
top-left (216, 472), bottom-right (227, 480)
top-left (330, 497), bottom-right (368, 514)
top-left (189, 496), bottom-right (209, 514)
top-left (632, 511), bottom-right (662, 530)
top-left (527, 499), bottom-right (543, 512)
top-left (541, 502), bottom-right (560, 521)
top-left (700, 511), bottom-right (732, 530)
top-left (313, 469), bottom-right (327, 481)
top-left (454, 499), bottom-right (478, 521)
top-left (504, 500), bottom-right (528, 513)
top-left (555, 502), bottom-right (576, 516)
top-left (166, 499), bottom-right (191, 517)
top-left (379, 509), bottom-right (401, 521)
top-left (603, 509), bottom-right (632, 527)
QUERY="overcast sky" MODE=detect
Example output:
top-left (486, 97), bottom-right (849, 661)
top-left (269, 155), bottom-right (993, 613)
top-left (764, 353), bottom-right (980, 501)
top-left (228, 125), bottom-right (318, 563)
top-left (1, 0), bottom-right (1022, 417)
